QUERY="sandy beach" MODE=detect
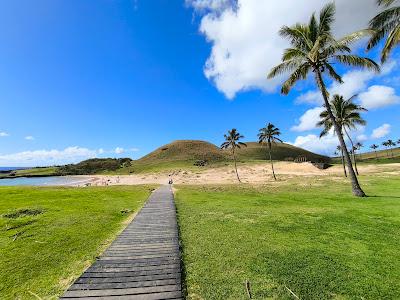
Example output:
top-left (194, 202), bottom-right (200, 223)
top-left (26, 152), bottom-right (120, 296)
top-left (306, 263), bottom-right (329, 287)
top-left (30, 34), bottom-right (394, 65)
top-left (78, 162), bottom-right (400, 186)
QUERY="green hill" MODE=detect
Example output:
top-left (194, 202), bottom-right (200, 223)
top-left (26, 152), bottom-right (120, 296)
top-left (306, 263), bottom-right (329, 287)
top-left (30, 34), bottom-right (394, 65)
top-left (125, 140), bottom-right (330, 173)
top-left (235, 142), bottom-right (329, 162)
top-left (139, 140), bottom-right (227, 162)
top-left (1, 140), bottom-right (331, 177)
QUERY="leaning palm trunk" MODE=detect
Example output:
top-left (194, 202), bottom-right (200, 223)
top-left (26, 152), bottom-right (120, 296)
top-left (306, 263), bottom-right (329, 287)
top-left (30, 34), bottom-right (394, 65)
top-left (344, 128), bottom-right (359, 175)
top-left (315, 71), bottom-right (365, 197)
top-left (268, 143), bottom-right (277, 181)
top-left (232, 150), bottom-right (241, 182)
top-left (374, 150), bottom-right (378, 160)
top-left (340, 148), bottom-right (347, 177)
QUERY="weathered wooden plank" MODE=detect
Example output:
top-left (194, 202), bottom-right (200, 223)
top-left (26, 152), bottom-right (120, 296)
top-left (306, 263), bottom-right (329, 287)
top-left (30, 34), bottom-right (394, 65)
top-left (61, 290), bottom-right (182, 300)
top-left (63, 283), bottom-right (180, 297)
top-left (76, 273), bottom-right (181, 284)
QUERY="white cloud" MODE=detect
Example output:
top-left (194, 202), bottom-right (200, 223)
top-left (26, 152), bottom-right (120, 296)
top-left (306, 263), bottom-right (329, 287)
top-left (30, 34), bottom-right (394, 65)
top-left (114, 147), bottom-right (125, 154)
top-left (98, 148), bottom-right (105, 154)
top-left (130, 148), bottom-right (139, 152)
top-left (358, 85), bottom-right (400, 109)
top-left (356, 134), bottom-right (368, 142)
top-left (0, 132), bottom-right (9, 137)
top-left (296, 61), bottom-right (397, 105)
top-left (0, 146), bottom-right (98, 167)
top-left (291, 107), bottom-right (324, 132)
top-left (371, 123), bottom-right (391, 139)
top-left (291, 131), bottom-right (339, 156)
top-left (189, 0), bottom-right (379, 99)
top-left (187, 0), bottom-right (233, 12)
top-left (25, 136), bottom-right (35, 140)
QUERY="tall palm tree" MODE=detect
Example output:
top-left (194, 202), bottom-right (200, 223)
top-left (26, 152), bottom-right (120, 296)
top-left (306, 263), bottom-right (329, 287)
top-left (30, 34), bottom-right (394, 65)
top-left (221, 129), bottom-right (247, 182)
top-left (258, 123), bottom-right (283, 181)
top-left (268, 3), bottom-right (379, 196)
top-left (355, 142), bottom-right (363, 160)
top-left (336, 145), bottom-right (347, 177)
top-left (370, 144), bottom-right (379, 160)
top-left (317, 94), bottom-right (367, 176)
top-left (367, 0), bottom-right (400, 62)
top-left (386, 139), bottom-right (396, 157)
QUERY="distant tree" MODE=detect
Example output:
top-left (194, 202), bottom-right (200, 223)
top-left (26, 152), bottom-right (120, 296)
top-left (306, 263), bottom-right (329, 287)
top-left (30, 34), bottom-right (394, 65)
top-left (258, 123), bottom-right (283, 181)
top-left (370, 144), bottom-right (379, 160)
top-left (382, 141), bottom-right (390, 157)
top-left (367, 0), bottom-right (400, 62)
top-left (336, 145), bottom-right (347, 177)
top-left (355, 142), bottom-right (363, 160)
top-left (268, 3), bottom-right (379, 197)
top-left (397, 139), bottom-right (400, 145)
top-left (318, 94), bottom-right (367, 175)
top-left (221, 129), bottom-right (247, 182)
top-left (386, 139), bottom-right (396, 158)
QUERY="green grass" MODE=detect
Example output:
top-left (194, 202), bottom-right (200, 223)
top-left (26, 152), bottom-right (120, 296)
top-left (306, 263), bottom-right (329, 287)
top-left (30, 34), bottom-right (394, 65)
top-left (0, 185), bottom-right (153, 299)
top-left (0, 167), bottom-right (58, 179)
top-left (175, 176), bottom-right (400, 299)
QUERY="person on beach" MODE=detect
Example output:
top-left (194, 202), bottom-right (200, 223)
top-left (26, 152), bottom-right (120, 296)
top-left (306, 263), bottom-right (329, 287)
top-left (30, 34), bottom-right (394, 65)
top-left (168, 174), bottom-right (173, 185)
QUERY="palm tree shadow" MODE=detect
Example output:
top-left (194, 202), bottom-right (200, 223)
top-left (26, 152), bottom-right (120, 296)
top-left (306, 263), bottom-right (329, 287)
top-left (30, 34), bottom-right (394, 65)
top-left (367, 195), bottom-right (400, 199)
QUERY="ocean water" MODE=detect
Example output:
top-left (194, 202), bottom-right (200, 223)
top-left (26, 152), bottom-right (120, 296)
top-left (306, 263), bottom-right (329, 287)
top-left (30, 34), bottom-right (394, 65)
top-left (0, 167), bottom-right (29, 171)
top-left (0, 176), bottom-right (91, 186)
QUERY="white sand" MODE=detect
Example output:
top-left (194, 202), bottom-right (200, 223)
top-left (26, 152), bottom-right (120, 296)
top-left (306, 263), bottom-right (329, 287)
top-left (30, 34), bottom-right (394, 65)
top-left (75, 162), bottom-right (400, 186)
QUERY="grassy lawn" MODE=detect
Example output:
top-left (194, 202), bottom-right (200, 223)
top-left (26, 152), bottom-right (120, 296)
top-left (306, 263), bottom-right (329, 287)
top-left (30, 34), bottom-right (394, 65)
top-left (0, 185), bottom-right (153, 299)
top-left (175, 176), bottom-right (400, 299)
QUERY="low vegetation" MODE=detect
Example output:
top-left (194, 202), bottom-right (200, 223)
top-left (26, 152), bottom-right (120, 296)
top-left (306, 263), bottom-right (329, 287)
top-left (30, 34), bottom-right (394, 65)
top-left (57, 158), bottom-right (132, 175)
top-left (176, 175), bottom-right (400, 299)
top-left (0, 185), bottom-right (152, 299)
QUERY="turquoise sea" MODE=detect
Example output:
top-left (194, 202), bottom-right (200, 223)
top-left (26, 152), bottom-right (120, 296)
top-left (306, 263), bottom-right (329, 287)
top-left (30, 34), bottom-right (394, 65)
top-left (0, 176), bottom-right (91, 186)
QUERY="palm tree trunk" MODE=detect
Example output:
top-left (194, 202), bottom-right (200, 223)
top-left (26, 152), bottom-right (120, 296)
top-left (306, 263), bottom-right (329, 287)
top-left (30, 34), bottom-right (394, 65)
top-left (374, 150), bottom-right (378, 160)
top-left (315, 70), bottom-right (365, 197)
top-left (268, 143), bottom-right (276, 181)
top-left (340, 148), bottom-right (347, 177)
top-left (232, 150), bottom-right (241, 183)
top-left (344, 128), bottom-right (359, 175)
top-left (391, 147), bottom-right (394, 158)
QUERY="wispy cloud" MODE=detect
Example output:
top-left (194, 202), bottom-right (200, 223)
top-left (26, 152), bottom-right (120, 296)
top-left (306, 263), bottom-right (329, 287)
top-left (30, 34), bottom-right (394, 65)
top-left (0, 132), bottom-right (9, 137)
top-left (371, 124), bottom-right (391, 139)
top-left (0, 146), bottom-right (98, 167)
top-left (114, 147), bottom-right (125, 154)
top-left (25, 136), bottom-right (35, 141)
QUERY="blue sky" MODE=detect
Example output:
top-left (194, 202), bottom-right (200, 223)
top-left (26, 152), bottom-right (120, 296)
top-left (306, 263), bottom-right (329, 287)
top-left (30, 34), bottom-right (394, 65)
top-left (0, 0), bottom-right (399, 166)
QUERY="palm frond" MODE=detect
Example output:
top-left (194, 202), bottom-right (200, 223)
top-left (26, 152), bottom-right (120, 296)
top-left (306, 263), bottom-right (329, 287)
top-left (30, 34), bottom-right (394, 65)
top-left (381, 25), bottom-right (400, 62)
top-left (281, 63), bottom-right (310, 94)
top-left (324, 63), bottom-right (343, 83)
top-left (334, 55), bottom-right (380, 72)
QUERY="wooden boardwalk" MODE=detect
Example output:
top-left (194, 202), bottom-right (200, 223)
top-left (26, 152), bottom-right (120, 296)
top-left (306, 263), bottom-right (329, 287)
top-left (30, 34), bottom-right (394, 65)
top-left (61, 185), bottom-right (182, 300)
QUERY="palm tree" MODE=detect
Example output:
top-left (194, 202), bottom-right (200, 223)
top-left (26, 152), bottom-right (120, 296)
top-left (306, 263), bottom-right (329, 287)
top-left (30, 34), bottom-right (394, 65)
top-left (397, 139), bottom-right (400, 145)
top-left (258, 123), bottom-right (283, 181)
top-left (268, 3), bottom-right (379, 197)
top-left (336, 145), bottom-right (347, 177)
top-left (355, 142), bottom-right (363, 160)
top-left (367, 0), bottom-right (400, 62)
top-left (221, 129), bottom-right (247, 182)
top-left (317, 94), bottom-right (367, 176)
top-left (370, 144), bottom-right (379, 160)
top-left (386, 139), bottom-right (396, 157)
top-left (382, 141), bottom-right (390, 157)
